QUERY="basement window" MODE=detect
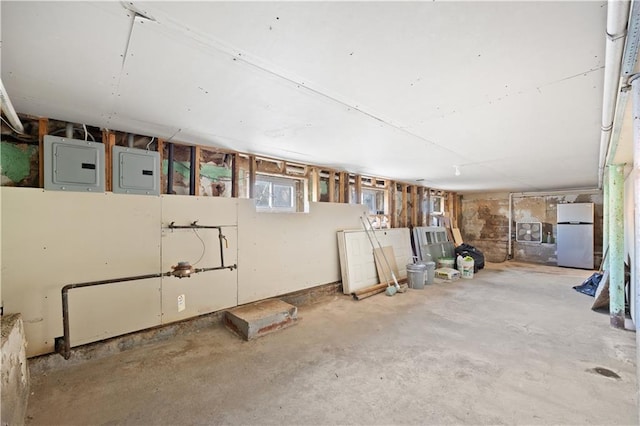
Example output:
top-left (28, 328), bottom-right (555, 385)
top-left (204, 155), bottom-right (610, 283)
top-left (255, 174), bottom-right (307, 213)
top-left (362, 188), bottom-right (385, 215)
top-left (430, 195), bottom-right (444, 215)
top-left (362, 187), bottom-right (389, 228)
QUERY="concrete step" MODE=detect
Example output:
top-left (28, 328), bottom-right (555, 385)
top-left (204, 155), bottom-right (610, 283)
top-left (224, 299), bottom-right (298, 341)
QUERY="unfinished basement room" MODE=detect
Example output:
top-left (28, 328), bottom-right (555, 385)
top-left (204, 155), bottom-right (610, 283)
top-left (1, 1), bottom-right (639, 425)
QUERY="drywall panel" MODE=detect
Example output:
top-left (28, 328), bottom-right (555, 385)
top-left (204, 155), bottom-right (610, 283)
top-left (69, 279), bottom-right (161, 347)
top-left (237, 200), bottom-right (367, 304)
top-left (0, 188), bottom-right (162, 357)
top-left (160, 196), bottom-right (238, 323)
top-left (337, 228), bottom-right (413, 294)
top-left (161, 194), bottom-right (238, 227)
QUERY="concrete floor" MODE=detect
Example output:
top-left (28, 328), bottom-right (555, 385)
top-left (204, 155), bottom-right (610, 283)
top-left (26, 262), bottom-right (638, 425)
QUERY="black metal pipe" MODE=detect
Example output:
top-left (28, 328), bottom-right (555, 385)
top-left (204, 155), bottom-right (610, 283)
top-left (195, 265), bottom-right (237, 273)
top-left (217, 228), bottom-right (225, 267)
top-left (167, 142), bottom-right (174, 194)
top-left (58, 265), bottom-right (236, 360)
top-left (59, 272), bottom-right (170, 360)
top-left (189, 145), bottom-right (196, 195)
top-left (167, 223), bottom-right (228, 267)
top-left (168, 224), bottom-right (222, 229)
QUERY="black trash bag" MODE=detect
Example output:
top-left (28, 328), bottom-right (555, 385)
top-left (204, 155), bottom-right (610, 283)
top-left (573, 273), bottom-right (602, 297)
top-left (454, 243), bottom-right (485, 272)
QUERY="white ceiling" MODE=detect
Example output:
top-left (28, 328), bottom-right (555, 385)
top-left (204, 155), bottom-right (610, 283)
top-left (1, 1), bottom-right (612, 192)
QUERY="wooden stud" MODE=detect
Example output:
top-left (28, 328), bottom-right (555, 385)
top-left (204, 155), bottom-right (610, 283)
top-left (38, 118), bottom-right (48, 188)
top-left (389, 181), bottom-right (397, 228)
top-left (450, 192), bottom-right (458, 228)
top-left (425, 189), bottom-right (432, 226)
top-left (411, 185), bottom-right (419, 227)
top-left (249, 155), bottom-right (256, 199)
top-left (446, 192), bottom-right (454, 224)
top-left (328, 171), bottom-right (336, 203)
top-left (355, 175), bottom-right (362, 204)
top-left (156, 138), bottom-right (165, 195)
top-left (193, 146), bottom-right (201, 196)
top-left (417, 187), bottom-right (426, 226)
top-left (338, 172), bottom-right (348, 203)
top-left (296, 179), bottom-right (304, 212)
top-left (103, 130), bottom-right (115, 192)
top-left (401, 184), bottom-right (408, 228)
top-left (309, 167), bottom-right (319, 202)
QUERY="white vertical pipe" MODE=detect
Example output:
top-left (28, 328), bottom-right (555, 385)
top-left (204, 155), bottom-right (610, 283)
top-left (598, 0), bottom-right (631, 188)
top-left (0, 78), bottom-right (24, 134)
top-left (603, 172), bottom-right (610, 271)
top-left (631, 75), bottom-right (640, 330)
top-left (65, 123), bottom-right (74, 139)
top-left (508, 193), bottom-right (513, 259)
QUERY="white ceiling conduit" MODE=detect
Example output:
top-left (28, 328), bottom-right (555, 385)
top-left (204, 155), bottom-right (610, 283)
top-left (0, 78), bottom-right (24, 134)
top-left (598, 0), bottom-right (631, 188)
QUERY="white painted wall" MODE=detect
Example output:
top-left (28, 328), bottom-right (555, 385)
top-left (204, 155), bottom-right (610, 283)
top-left (0, 188), bottom-right (366, 357)
top-left (237, 199), bottom-right (367, 304)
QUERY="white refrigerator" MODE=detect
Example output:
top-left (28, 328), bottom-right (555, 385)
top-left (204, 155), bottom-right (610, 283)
top-left (557, 203), bottom-right (594, 269)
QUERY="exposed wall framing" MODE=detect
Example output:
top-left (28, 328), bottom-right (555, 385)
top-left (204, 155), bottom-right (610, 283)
top-left (3, 114), bottom-right (458, 228)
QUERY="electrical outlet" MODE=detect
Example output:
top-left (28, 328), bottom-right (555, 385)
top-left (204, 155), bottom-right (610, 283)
top-left (177, 294), bottom-right (186, 312)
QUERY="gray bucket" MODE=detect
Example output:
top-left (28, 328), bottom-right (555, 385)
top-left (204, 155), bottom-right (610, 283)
top-left (423, 261), bottom-right (436, 285)
top-left (406, 263), bottom-right (427, 289)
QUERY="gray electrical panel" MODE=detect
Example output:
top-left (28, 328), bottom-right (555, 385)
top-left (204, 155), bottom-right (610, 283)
top-left (112, 146), bottom-right (160, 195)
top-left (44, 135), bottom-right (105, 192)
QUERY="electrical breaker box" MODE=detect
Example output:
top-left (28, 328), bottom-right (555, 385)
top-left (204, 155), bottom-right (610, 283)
top-left (112, 146), bottom-right (160, 195)
top-left (44, 135), bottom-right (105, 192)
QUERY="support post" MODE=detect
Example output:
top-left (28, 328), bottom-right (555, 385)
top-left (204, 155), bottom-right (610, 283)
top-left (608, 164), bottom-right (625, 329)
top-left (631, 74), bottom-right (640, 329)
